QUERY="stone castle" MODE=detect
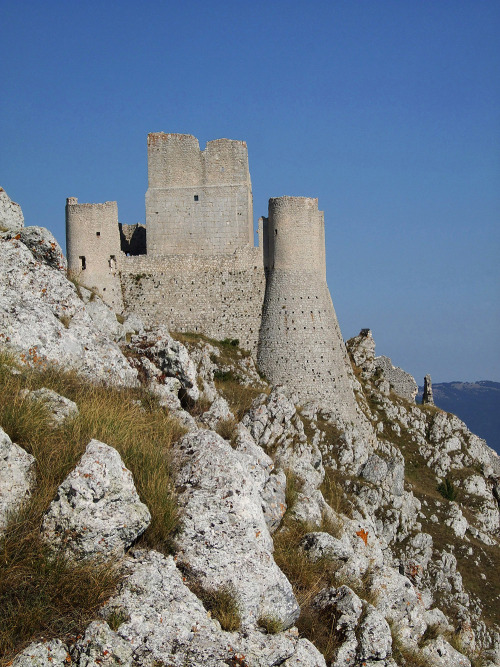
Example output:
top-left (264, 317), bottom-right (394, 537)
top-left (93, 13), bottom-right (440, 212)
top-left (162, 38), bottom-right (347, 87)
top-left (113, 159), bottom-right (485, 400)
top-left (66, 132), bottom-right (356, 414)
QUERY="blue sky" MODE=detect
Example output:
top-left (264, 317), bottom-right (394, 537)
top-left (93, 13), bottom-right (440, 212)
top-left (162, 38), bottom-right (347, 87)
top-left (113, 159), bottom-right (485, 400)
top-left (1, 0), bottom-right (499, 383)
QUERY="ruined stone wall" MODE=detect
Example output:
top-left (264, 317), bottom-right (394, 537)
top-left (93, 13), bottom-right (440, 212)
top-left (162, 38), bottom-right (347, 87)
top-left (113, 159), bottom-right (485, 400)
top-left (258, 197), bottom-right (358, 419)
top-left (119, 247), bottom-right (265, 353)
top-left (145, 133), bottom-right (253, 255)
top-left (65, 198), bottom-right (124, 311)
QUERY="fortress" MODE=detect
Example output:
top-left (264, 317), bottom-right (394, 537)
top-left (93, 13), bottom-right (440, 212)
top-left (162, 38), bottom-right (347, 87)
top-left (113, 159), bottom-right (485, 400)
top-left (66, 132), bottom-right (356, 415)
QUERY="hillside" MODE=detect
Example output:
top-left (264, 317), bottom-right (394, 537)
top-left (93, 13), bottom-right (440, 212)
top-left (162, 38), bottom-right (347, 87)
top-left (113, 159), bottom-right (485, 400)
top-left (417, 382), bottom-right (500, 455)
top-left (1, 188), bottom-right (499, 667)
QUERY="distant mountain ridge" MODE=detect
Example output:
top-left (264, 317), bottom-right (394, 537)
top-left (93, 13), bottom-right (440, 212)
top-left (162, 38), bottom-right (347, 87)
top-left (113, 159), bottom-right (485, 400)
top-left (417, 380), bottom-right (500, 455)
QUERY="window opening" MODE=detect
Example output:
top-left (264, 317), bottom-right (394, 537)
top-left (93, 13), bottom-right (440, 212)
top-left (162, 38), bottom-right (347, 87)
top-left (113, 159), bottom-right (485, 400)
top-left (79, 256), bottom-right (86, 270)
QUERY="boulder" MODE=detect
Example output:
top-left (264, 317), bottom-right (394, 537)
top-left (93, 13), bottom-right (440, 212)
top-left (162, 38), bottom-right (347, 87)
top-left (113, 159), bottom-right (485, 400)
top-left (4, 226), bottom-right (66, 272)
top-left (0, 426), bottom-right (36, 533)
top-left (174, 429), bottom-right (300, 628)
top-left (11, 640), bottom-right (69, 667)
top-left (73, 549), bottom-right (325, 667)
top-left (127, 327), bottom-right (199, 400)
top-left (41, 440), bottom-right (150, 560)
top-left (20, 387), bottom-right (79, 426)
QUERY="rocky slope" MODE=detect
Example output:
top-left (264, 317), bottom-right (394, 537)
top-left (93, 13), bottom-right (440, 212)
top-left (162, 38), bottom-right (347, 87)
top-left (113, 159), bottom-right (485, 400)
top-left (1, 192), bottom-right (499, 667)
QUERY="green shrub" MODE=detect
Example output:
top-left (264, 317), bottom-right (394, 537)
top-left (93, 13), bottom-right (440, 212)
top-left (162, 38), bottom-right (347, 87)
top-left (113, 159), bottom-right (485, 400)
top-left (437, 478), bottom-right (458, 501)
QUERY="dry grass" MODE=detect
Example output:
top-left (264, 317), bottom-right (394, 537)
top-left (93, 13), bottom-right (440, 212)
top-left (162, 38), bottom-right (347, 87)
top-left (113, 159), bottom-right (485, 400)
top-left (273, 518), bottom-right (343, 662)
top-left (215, 416), bottom-right (238, 444)
top-left (187, 581), bottom-right (242, 632)
top-left (0, 351), bottom-right (186, 661)
top-left (214, 376), bottom-right (266, 421)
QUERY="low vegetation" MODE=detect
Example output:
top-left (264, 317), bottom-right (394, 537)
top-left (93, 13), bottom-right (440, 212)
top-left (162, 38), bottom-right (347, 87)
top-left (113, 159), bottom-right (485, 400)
top-left (0, 350), bottom-right (185, 662)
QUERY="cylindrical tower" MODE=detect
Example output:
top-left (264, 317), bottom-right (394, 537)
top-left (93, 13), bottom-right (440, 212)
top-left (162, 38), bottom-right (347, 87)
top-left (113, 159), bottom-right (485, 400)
top-left (258, 196), bottom-right (358, 420)
top-left (65, 198), bottom-right (124, 312)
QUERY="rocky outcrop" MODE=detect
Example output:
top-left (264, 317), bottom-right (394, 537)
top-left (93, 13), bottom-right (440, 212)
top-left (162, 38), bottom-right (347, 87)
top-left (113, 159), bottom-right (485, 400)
top-left (125, 327), bottom-right (199, 400)
top-left (0, 186), bottom-right (24, 231)
top-left (1, 220), bottom-right (498, 666)
top-left (0, 233), bottom-right (138, 386)
top-left (41, 440), bottom-right (151, 560)
top-left (422, 373), bottom-right (434, 405)
top-left (0, 426), bottom-right (36, 533)
top-left (174, 429), bottom-right (300, 628)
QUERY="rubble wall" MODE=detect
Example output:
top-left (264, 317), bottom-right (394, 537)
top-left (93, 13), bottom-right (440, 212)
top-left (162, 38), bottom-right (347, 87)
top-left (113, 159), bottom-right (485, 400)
top-left (120, 247), bottom-right (265, 353)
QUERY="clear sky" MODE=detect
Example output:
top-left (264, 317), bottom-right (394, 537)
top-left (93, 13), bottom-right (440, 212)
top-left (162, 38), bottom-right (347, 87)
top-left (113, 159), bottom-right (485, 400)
top-left (1, 0), bottom-right (499, 383)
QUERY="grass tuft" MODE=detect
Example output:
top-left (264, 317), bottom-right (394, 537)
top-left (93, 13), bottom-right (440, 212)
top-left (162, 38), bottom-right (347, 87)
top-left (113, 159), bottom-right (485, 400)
top-left (0, 350), bottom-right (185, 661)
top-left (257, 615), bottom-right (283, 634)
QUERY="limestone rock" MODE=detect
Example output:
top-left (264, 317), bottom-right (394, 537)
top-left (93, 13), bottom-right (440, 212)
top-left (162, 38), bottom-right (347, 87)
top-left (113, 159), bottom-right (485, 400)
top-left (3, 226), bottom-right (67, 272)
top-left (0, 426), bottom-right (36, 533)
top-left (126, 327), bottom-right (199, 400)
top-left (300, 531), bottom-right (354, 562)
top-left (423, 373), bottom-right (435, 405)
top-left (233, 424), bottom-right (287, 532)
top-left (421, 635), bottom-right (472, 666)
top-left (0, 234), bottom-right (138, 386)
top-left (20, 387), bottom-right (79, 426)
top-left (41, 440), bottom-right (150, 560)
top-left (174, 429), bottom-right (300, 627)
top-left (0, 186), bottom-right (24, 231)
top-left (79, 287), bottom-right (123, 340)
top-left (201, 395), bottom-right (233, 429)
top-left (356, 604), bottom-right (392, 661)
top-left (11, 639), bottom-right (70, 667)
top-left (346, 329), bottom-right (376, 376)
top-left (73, 549), bottom-right (325, 667)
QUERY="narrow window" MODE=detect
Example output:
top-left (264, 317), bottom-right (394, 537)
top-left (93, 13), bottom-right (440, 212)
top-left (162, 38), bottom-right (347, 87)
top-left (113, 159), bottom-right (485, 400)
top-left (96, 231), bottom-right (101, 237)
top-left (109, 255), bottom-right (116, 270)
top-left (79, 256), bottom-right (86, 270)
top-left (194, 195), bottom-right (199, 201)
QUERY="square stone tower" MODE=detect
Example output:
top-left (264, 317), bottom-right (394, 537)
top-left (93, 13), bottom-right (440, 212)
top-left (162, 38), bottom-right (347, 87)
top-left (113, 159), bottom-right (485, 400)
top-left (145, 133), bottom-right (253, 255)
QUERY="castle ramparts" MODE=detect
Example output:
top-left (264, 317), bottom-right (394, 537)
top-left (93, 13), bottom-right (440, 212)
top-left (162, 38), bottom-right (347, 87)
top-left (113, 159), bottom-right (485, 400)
top-left (66, 133), bottom-right (358, 411)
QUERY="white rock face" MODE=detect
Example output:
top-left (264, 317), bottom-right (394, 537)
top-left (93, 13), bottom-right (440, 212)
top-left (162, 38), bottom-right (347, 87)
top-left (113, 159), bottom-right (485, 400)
top-left (20, 387), bottom-right (79, 426)
top-left (0, 186), bottom-right (24, 231)
top-left (174, 429), bottom-right (300, 628)
top-left (421, 635), bottom-right (472, 666)
top-left (11, 639), bottom-right (69, 667)
top-left (72, 549), bottom-right (326, 667)
top-left (0, 426), bottom-right (36, 533)
top-left (4, 226), bottom-right (67, 272)
top-left (0, 234), bottom-right (138, 386)
top-left (41, 440), bottom-right (150, 560)
top-left (126, 327), bottom-right (199, 400)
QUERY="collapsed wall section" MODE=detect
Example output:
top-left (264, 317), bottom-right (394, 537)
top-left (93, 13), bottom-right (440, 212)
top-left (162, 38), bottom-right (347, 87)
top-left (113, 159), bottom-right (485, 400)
top-left (120, 247), bottom-right (265, 353)
top-left (145, 133), bottom-right (253, 255)
top-left (258, 197), bottom-right (358, 419)
top-left (65, 198), bottom-right (124, 311)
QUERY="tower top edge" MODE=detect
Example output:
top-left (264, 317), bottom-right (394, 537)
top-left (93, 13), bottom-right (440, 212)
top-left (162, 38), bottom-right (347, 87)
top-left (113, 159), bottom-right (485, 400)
top-left (66, 198), bottom-right (117, 208)
top-left (269, 196), bottom-right (319, 206)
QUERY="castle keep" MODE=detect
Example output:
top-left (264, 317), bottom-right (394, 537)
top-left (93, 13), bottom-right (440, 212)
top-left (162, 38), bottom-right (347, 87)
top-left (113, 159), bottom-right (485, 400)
top-left (66, 132), bottom-right (357, 416)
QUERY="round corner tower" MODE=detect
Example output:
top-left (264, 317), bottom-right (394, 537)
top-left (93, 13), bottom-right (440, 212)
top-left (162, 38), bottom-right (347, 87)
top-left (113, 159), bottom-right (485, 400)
top-left (65, 198), bottom-right (124, 312)
top-left (258, 196), bottom-right (358, 420)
